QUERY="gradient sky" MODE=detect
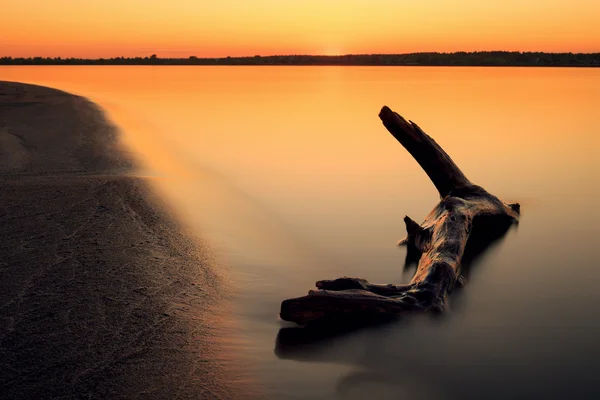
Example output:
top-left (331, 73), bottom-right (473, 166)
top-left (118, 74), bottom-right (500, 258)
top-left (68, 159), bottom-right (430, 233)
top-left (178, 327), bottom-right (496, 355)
top-left (1, 0), bottom-right (599, 58)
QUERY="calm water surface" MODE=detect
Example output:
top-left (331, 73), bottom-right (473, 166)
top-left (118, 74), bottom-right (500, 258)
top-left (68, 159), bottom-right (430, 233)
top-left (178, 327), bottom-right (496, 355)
top-left (2, 66), bottom-right (600, 399)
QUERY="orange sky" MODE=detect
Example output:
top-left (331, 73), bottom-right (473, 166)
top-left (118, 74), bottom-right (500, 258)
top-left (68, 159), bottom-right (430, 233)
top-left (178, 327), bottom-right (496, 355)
top-left (1, 0), bottom-right (599, 58)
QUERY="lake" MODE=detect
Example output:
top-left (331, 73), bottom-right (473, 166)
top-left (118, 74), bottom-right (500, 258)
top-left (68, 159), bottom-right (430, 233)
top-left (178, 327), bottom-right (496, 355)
top-left (2, 66), bottom-right (599, 399)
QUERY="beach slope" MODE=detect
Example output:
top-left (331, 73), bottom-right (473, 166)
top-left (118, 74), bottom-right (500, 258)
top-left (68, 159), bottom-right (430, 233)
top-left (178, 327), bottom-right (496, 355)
top-left (0, 82), bottom-right (248, 399)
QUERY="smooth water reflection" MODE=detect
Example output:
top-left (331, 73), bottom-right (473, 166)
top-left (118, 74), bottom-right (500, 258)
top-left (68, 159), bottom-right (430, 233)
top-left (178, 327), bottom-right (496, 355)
top-left (1, 66), bottom-right (599, 399)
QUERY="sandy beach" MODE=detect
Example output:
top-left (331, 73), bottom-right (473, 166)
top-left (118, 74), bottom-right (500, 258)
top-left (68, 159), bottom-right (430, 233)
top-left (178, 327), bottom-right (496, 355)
top-left (0, 82), bottom-right (251, 399)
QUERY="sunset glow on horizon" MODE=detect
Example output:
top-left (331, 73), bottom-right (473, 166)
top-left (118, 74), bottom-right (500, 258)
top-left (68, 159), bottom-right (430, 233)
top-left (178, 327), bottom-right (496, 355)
top-left (2, 0), bottom-right (599, 58)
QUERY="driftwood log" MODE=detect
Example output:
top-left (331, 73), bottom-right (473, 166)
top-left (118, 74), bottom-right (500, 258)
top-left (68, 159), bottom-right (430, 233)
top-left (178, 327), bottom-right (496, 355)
top-left (280, 106), bottom-right (520, 325)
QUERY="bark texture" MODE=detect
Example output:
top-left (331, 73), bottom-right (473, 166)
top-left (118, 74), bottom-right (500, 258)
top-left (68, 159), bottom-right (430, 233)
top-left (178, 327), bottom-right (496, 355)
top-left (280, 106), bottom-right (520, 325)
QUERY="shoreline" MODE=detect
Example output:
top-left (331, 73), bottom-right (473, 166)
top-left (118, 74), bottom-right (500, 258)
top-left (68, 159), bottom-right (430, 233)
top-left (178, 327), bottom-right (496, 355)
top-left (0, 81), bottom-right (253, 399)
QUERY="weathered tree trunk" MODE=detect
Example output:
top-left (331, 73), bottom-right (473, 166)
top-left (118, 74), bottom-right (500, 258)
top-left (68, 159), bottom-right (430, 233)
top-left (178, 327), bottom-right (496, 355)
top-left (280, 106), bottom-right (520, 325)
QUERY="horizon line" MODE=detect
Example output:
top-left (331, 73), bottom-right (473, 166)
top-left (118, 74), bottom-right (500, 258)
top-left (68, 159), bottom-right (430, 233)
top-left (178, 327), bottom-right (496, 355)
top-left (3, 51), bottom-right (600, 59)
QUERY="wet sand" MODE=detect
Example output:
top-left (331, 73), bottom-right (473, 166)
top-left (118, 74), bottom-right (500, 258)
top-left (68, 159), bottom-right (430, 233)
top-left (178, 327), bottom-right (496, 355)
top-left (0, 82), bottom-right (251, 399)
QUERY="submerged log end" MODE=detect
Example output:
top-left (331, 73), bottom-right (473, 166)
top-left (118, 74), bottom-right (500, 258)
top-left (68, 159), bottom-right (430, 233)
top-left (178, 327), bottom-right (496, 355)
top-left (280, 296), bottom-right (327, 326)
top-left (280, 289), bottom-right (414, 325)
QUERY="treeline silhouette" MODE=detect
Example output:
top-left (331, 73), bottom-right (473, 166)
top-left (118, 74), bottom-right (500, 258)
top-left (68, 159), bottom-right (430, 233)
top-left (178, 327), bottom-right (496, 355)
top-left (1, 52), bottom-right (599, 66)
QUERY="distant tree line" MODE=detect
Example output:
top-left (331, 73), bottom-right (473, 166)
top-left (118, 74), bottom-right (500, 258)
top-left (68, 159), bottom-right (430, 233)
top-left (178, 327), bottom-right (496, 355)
top-left (1, 52), bottom-right (599, 66)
